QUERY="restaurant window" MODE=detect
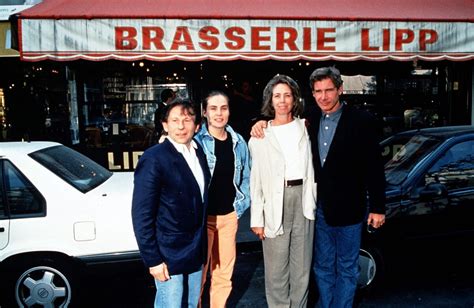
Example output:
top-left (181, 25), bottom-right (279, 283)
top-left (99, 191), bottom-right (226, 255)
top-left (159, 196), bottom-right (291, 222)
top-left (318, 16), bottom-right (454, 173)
top-left (83, 82), bottom-right (187, 150)
top-left (76, 63), bottom-right (190, 171)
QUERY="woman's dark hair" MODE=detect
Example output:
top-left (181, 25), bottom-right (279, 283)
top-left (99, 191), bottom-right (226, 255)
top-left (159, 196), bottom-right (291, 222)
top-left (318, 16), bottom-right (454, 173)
top-left (162, 99), bottom-right (200, 125)
top-left (203, 90), bottom-right (230, 110)
top-left (309, 66), bottom-right (343, 91)
top-left (261, 74), bottom-right (303, 118)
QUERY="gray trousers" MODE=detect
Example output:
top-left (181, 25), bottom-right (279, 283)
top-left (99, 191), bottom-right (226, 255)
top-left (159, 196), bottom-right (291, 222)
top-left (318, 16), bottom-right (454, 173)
top-left (262, 185), bottom-right (315, 308)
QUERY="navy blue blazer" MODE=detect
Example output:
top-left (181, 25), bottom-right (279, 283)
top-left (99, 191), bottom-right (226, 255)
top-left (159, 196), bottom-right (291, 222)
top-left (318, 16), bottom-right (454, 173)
top-left (306, 104), bottom-right (386, 226)
top-left (131, 138), bottom-right (211, 275)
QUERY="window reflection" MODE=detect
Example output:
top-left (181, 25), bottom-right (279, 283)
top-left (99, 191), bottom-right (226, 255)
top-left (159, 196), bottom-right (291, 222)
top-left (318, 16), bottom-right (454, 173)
top-left (83, 84), bottom-right (188, 150)
top-left (426, 141), bottom-right (474, 190)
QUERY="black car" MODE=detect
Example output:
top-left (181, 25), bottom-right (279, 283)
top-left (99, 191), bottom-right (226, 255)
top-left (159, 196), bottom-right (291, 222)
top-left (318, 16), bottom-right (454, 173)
top-left (358, 125), bottom-right (474, 288)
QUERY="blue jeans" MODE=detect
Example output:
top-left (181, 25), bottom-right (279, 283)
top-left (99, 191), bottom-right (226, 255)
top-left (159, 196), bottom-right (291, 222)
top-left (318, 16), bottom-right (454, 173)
top-left (313, 207), bottom-right (362, 308)
top-left (154, 268), bottom-right (202, 308)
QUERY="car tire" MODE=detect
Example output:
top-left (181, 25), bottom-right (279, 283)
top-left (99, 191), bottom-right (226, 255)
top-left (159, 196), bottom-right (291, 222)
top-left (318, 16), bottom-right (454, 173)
top-left (6, 256), bottom-right (78, 308)
top-left (357, 247), bottom-right (384, 290)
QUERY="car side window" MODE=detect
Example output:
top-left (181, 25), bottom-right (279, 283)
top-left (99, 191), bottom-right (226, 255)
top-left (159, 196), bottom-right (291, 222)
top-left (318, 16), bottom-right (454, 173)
top-left (2, 160), bottom-right (46, 218)
top-left (426, 140), bottom-right (474, 191)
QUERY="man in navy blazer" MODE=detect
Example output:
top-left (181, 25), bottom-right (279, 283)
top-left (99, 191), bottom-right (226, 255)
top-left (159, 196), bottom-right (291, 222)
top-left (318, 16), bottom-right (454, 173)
top-left (306, 67), bottom-right (385, 308)
top-left (132, 100), bottom-right (211, 308)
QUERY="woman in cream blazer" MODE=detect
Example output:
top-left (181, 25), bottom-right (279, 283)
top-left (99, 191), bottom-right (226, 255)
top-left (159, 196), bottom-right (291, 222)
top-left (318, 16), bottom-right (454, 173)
top-left (249, 74), bottom-right (316, 308)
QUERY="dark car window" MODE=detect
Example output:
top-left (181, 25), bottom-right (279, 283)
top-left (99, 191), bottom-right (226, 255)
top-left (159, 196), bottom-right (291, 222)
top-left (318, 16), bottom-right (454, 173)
top-left (1, 160), bottom-right (46, 218)
top-left (29, 145), bottom-right (112, 193)
top-left (384, 135), bottom-right (442, 185)
top-left (426, 140), bottom-right (474, 190)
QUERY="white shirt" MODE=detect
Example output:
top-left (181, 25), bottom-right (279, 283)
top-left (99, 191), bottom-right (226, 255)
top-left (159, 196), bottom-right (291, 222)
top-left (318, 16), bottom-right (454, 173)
top-left (166, 137), bottom-right (205, 200)
top-left (270, 120), bottom-right (304, 180)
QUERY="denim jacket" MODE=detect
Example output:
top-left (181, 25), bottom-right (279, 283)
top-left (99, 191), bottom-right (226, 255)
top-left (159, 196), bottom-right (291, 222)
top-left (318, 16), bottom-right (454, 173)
top-left (195, 123), bottom-right (251, 218)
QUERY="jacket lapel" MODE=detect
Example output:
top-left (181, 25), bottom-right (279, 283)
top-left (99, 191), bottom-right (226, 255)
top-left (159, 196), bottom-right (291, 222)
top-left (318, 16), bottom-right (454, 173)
top-left (195, 142), bottom-right (211, 202)
top-left (312, 110), bottom-right (323, 170)
top-left (324, 106), bottom-right (349, 167)
top-left (163, 139), bottom-right (203, 199)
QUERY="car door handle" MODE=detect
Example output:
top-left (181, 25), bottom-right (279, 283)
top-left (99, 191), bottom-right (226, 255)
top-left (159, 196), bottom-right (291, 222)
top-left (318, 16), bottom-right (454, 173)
top-left (0, 227), bottom-right (4, 232)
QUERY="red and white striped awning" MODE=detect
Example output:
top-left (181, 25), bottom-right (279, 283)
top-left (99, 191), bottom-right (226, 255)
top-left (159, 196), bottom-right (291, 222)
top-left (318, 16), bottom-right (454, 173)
top-left (16, 0), bottom-right (474, 62)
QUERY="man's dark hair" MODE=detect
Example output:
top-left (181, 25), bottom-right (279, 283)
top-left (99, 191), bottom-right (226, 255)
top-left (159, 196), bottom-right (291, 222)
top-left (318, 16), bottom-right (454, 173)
top-left (162, 100), bottom-right (200, 125)
top-left (161, 88), bottom-right (175, 103)
top-left (309, 66), bottom-right (343, 91)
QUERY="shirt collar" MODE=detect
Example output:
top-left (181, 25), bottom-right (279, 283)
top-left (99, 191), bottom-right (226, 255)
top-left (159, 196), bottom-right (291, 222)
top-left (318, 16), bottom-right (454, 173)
top-left (166, 136), bottom-right (198, 154)
top-left (322, 102), bottom-right (344, 121)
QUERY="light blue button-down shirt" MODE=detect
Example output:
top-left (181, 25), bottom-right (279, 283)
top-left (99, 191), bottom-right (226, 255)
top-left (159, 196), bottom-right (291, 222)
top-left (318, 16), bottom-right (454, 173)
top-left (318, 103), bottom-right (344, 166)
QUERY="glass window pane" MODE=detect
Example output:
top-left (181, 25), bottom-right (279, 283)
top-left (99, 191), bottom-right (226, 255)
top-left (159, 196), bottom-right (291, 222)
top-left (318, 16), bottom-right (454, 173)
top-left (427, 140), bottom-right (474, 190)
top-left (29, 145), bottom-right (112, 193)
top-left (4, 161), bottom-right (45, 217)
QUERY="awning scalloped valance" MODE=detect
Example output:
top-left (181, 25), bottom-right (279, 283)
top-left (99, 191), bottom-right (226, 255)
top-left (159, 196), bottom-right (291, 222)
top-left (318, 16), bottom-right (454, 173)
top-left (16, 0), bottom-right (474, 62)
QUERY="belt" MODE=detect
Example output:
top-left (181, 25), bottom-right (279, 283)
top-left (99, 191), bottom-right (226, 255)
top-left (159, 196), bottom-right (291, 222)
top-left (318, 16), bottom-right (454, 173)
top-left (285, 179), bottom-right (303, 187)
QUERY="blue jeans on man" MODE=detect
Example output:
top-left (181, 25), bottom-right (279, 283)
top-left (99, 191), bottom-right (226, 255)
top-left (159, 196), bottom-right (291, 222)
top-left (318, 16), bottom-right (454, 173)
top-left (313, 207), bottom-right (362, 308)
top-left (154, 268), bottom-right (203, 308)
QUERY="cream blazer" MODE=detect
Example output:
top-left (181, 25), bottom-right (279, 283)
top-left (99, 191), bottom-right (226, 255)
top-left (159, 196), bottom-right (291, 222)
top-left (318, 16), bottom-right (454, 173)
top-left (249, 118), bottom-right (317, 238)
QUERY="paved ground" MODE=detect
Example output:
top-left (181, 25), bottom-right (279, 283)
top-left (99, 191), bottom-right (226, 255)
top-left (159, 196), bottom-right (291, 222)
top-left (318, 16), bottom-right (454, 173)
top-left (80, 211), bottom-right (474, 307)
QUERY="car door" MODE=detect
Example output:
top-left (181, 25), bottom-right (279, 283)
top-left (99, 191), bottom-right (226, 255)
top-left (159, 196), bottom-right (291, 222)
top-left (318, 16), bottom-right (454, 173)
top-left (428, 139), bottom-right (474, 235)
top-left (401, 139), bottom-right (474, 240)
top-left (0, 159), bottom-right (46, 251)
top-left (0, 160), bottom-right (10, 250)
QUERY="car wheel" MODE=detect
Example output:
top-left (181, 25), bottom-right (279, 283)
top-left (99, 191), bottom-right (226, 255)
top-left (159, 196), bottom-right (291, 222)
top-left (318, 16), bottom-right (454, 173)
top-left (357, 247), bottom-right (384, 290)
top-left (11, 259), bottom-right (75, 308)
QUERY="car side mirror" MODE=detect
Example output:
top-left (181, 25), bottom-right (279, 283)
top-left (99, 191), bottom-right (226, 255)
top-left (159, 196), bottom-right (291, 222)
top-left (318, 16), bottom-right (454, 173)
top-left (418, 183), bottom-right (448, 200)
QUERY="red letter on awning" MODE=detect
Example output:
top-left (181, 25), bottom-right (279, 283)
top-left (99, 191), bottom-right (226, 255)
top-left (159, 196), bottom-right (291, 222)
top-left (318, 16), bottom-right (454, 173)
top-left (115, 27), bottom-right (138, 50)
top-left (170, 26), bottom-right (195, 50)
top-left (317, 28), bottom-right (336, 51)
top-left (225, 27), bottom-right (245, 50)
top-left (361, 29), bottom-right (379, 51)
top-left (199, 26), bottom-right (220, 50)
top-left (276, 27), bottom-right (298, 51)
top-left (143, 27), bottom-right (165, 50)
top-left (251, 27), bottom-right (271, 50)
top-left (419, 29), bottom-right (438, 51)
top-left (395, 29), bottom-right (415, 51)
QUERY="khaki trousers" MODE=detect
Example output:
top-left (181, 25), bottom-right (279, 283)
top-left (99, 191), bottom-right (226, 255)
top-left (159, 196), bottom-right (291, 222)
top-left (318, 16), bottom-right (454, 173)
top-left (262, 185), bottom-right (314, 308)
top-left (201, 211), bottom-right (238, 308)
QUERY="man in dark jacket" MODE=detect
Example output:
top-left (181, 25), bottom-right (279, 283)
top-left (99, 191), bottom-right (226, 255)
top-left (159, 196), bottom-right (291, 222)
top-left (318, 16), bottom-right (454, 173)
top-left (132, 100), bottom-right (210, 307)
top-left (306, 66), bottom-right (385, 308)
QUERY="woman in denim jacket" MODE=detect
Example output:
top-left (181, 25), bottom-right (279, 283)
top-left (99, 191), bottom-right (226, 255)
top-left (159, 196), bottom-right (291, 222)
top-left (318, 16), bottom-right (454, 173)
top-left (195, 90), bottom-right (251, 307)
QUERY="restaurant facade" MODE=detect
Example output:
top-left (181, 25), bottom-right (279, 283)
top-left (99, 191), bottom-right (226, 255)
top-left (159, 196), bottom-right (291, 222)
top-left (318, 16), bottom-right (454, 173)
top-left (2, 0), bottom-right (473, 170)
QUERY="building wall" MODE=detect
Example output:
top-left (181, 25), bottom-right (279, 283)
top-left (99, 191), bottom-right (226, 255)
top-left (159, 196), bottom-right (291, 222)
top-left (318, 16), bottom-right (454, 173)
top-left (1, 59), bottom-right (472, 170)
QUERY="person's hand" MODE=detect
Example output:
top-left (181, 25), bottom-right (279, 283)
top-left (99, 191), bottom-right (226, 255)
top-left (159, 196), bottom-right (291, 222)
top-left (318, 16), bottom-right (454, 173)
top-left (250, 120), bottom-right (268, 139)
top-left (149, 262), bottom-right (170, 282)
top-left (251, 227), bottom-right (265, 240)
top-left (367, 213), bottom-right (385, 229)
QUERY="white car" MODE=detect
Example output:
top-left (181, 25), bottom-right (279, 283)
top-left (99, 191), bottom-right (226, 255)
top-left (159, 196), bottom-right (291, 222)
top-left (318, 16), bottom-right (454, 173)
top-left (0, 142), bottom-right (139, 307)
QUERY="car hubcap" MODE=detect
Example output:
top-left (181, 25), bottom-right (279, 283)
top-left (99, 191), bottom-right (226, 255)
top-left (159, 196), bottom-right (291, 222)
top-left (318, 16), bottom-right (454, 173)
top-left (358, 249), bottom-right (377, 288)
top-left (15, 266), bottom-right (71, 308)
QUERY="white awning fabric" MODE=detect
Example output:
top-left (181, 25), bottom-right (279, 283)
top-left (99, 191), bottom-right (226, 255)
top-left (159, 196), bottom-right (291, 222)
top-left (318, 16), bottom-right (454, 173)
top-left (16, 0), bottom-right (474, 62)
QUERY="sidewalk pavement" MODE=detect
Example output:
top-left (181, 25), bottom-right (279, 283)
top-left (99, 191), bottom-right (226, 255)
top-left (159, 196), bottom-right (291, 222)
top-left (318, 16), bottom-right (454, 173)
top-left (95, 210), bottom-right (474, 307)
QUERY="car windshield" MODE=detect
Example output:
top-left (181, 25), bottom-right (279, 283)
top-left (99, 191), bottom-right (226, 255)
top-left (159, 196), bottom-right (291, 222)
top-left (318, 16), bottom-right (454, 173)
top-left (382, 134), bottom-right (442, 185)
top-left (29, 145), bottom-right (113, 193)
